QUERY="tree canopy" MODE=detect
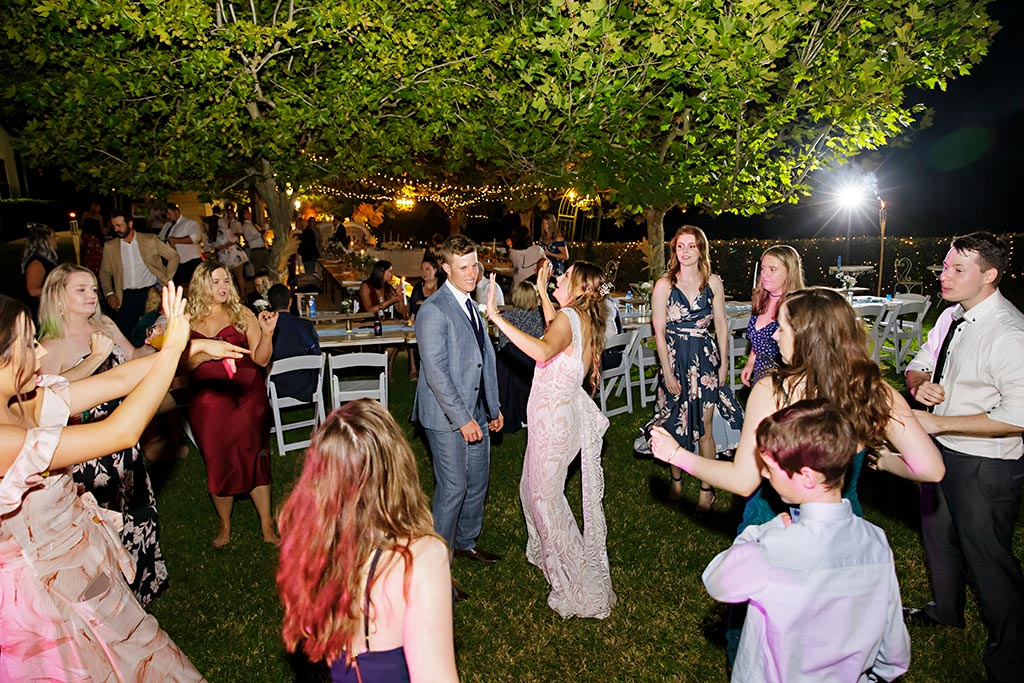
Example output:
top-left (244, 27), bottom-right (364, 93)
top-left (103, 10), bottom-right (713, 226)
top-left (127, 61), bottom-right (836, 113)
top-left (484, 0), bottom-right (996, 272)
top-left (1, 0), bottom-right (997, 273)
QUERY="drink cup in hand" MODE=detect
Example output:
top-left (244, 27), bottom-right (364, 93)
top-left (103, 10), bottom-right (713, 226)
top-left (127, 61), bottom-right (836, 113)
top-left (146, 319), bottom-right (167, 350)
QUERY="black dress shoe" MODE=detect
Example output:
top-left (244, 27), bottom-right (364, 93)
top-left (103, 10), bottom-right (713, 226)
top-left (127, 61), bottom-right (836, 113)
top-left (903, 606), bottom-right (964, 628)
top-left (453, 547), bottom-right (501, 563)
top-left (452, 579), bottom-right (468, 603)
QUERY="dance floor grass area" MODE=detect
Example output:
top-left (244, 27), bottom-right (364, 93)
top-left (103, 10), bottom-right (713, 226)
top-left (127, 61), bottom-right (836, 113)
top-left (1, 237), bottom-right (1004, 681)
top-left (145, 351), bottom-right (1005, 683)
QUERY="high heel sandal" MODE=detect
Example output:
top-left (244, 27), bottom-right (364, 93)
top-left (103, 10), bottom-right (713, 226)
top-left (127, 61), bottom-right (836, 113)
top-left (695, 484), bottom-right (717, 514)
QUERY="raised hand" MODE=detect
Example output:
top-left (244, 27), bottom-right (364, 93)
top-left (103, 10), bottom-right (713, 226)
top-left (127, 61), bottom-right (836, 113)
top-left (160, 283), bottom-right (190, 354)
top-left (537, 259), bottom-right (552, 289)
top-left (486, 273), bottom-right (499, 320)
top-left (258, 310), bottom-right (279, 332)
top-left (88, 330), bottom-right (115, 359)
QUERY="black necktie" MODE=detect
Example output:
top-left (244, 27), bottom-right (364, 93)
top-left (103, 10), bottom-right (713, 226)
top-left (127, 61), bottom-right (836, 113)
top-left (161, 218), bottom-right (178, 242)
top-left (928, 315), bottom-right (966, 412)
top-left (932, 315), bottom-right (965, 385)
top-left (465, 299), bottom-right (485, 349)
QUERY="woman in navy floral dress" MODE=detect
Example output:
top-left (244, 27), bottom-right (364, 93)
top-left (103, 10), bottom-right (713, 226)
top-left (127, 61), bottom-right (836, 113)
top-left (740, 245), bottom-right (804, 387)
top-left (642, 227), bottom-right (743, 510)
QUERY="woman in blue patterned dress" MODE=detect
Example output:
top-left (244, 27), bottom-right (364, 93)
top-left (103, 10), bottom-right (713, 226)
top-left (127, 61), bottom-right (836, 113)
top-left (642, 226), bottom-right (743, 511)
top-left (739, 245), bottom-right (804, 387)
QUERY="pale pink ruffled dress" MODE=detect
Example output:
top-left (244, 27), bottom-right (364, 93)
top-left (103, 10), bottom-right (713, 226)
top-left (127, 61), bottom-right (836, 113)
top-left (0, 376), bottom-right (204, 682)
top-left (521, 309), bottom-right (616, 619)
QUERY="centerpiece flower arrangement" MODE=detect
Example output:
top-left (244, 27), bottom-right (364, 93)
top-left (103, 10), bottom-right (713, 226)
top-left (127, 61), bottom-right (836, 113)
top-left (836, 271), bottom-right (857, 299)
top-left (637, 281), bottom-right (653, 301)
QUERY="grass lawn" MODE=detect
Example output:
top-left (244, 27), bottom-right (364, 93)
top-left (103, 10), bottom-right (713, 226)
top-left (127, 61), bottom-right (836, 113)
top-left (144, 350), bottom-right (1003, 683)
top-left (3, 234), bottom-right (1008, 682)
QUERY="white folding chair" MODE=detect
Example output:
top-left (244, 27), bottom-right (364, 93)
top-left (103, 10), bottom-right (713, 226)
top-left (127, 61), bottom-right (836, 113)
top-left (329, 352), bottom-right (388, 410)
top-left (727, 315), bottom-right (751, 391)
top-left (859, 303), bottom-right (901, 364)
top-left (267, 353), bottom-right (327, 456)
top-left (882, 296), bottom-right (932, 372)
top-left (599, 330), bottom-right (641, 417)
top-left (631, 324), bottom-right (660, 408)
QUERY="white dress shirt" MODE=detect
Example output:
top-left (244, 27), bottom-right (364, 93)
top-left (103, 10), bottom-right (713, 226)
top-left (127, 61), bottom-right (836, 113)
top-left (242, 220), bottom-right (265, 249)
top-left (445, 279), bottom-right (478, 322)
top-left (118, 237), bottom-right (159, 291)
top-left (160, 216), bottom-right (202, 262)
top-left (703, 501), bottom-right (910, 683)
top-left (907, 290), bottom-right (1024, 459)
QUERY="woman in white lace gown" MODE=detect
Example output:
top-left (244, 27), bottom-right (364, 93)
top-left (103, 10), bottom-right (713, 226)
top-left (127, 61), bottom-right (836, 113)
top-left (486, 260), bottom-right (617, 619)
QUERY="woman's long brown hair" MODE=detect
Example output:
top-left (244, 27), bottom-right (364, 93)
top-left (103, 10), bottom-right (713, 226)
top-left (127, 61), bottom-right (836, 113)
top-left (773, 287), bottom-right (892, 449)
top-left (665, 225), bottom-right (711, 290)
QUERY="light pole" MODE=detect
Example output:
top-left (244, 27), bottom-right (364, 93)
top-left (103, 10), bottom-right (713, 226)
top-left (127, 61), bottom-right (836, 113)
top-left (877, 198), bottom-right (887, 296)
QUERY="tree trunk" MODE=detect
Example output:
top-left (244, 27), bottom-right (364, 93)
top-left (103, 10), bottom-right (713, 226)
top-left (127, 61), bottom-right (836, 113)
top-left (645, 207), bottom-right (667, 277)
top-left (251, 157), bottom-right (295, 282)
top-left (518, 211), bottom-right (532, 230)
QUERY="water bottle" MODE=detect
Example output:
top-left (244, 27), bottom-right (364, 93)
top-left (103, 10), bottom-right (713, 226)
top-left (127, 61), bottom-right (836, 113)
top-left (625, 289), bottom-right (633, 314)
top-left (308, 294), bottom-right (317, 318)
top-left (374, 310), bottom-right (383, 337)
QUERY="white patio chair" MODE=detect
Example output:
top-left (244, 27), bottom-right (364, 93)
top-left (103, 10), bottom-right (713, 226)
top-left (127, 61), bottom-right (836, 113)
top-left (893, 257), bottom-right (924, 294)
top-left (859, 303), bottom-right (902, 364)
top-left (599, 330), bottom-right (641, 417)
top-left (881, 296), bottom-right (932, 372)
top-left (727, 315), bottom-right (751, 391)
top-left (329, 351), bottom-right (388, 411)
top-left (267, 353), bottom-right (327, 456)
top-left (631, 324), bottom-right (660, 408)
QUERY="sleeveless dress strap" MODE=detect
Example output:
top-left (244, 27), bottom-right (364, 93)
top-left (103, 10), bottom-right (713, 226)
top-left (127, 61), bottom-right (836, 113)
top-left (363, 545), bottom-right (385, 652)
top-left (561, 308), bottom-right (583, 362)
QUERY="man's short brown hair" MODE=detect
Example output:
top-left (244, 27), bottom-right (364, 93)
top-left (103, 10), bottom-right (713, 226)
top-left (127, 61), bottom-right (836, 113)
top-left (756, 399), bottom-right (859, 490)
top-left (438, 234), bottom-right (477, 266)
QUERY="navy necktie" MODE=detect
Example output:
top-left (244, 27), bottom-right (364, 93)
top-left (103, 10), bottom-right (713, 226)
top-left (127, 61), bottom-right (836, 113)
top-left (465, 299), bottom-right (485, 349)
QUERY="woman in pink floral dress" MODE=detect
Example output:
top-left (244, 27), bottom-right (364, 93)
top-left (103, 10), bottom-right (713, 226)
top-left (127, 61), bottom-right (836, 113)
top-left (0, 285), bottom-right (241, 681)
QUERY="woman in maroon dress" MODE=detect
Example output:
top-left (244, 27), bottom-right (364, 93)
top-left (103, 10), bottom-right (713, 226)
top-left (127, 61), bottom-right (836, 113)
top-left (185, 261), bottom-right (278, 547)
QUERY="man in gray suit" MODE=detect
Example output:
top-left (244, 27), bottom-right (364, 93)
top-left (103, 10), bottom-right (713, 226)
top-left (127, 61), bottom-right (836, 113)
top-left (413, 235), bottom-right (504, 595)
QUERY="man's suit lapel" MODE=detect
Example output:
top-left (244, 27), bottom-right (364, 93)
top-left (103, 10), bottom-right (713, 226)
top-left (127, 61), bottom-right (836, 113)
top-left (439, 285), bottom-right (479, 344)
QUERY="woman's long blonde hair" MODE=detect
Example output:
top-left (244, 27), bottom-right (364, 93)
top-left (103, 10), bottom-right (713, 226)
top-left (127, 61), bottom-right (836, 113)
top-left (37, 264), bottom-right (103, 341)
top-left (665, 225), bottom-right (711, 290)
top-left (277, 400), bottom-right (439, 665)
top-left (186, 261), bottom-right (248, 331)
top-left (564, 261), bottom-right (607, 393)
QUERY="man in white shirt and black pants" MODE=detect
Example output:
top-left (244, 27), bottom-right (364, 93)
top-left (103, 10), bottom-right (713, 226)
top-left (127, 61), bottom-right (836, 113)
top-left (159, 202), bottom-right (203, 287)
top-left (906, 232), bottom-right (1024, 683)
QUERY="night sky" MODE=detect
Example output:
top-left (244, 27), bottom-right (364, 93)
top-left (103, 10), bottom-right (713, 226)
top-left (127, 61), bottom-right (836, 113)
top-left (670, 0), bottom-right (1024, 241)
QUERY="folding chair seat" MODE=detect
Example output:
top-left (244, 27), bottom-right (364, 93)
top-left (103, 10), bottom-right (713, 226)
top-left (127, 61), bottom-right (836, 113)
top-left (598, 330), bottom-right (641, 417)
top-left (267, 353), bottom-right (327, 456)
top-left (329, 351), bottom-right (388, 411)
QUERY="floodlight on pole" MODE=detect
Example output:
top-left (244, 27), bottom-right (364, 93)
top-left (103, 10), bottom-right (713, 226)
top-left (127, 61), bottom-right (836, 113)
top-left (877, 198), bottom-right (887, 296)
top-left (837, 182), bottom-right (869, 211)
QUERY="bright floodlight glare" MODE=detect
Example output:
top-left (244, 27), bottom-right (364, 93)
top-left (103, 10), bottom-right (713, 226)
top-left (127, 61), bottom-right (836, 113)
top-left (836, 182), bottom-right (867, 209)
